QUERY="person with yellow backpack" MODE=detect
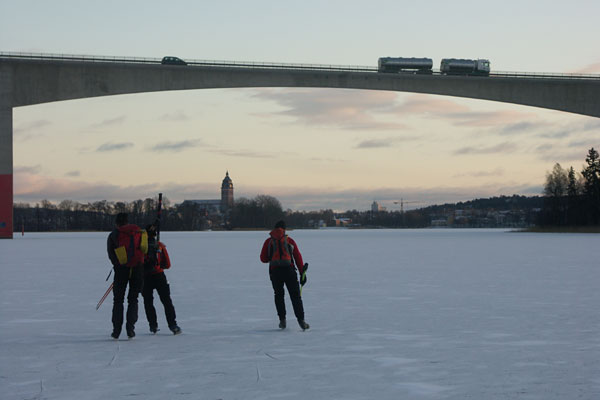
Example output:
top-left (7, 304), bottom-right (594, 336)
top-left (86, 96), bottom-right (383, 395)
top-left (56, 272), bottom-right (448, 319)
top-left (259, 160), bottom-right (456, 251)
top-left (106, 213), bottom-right (148, 339)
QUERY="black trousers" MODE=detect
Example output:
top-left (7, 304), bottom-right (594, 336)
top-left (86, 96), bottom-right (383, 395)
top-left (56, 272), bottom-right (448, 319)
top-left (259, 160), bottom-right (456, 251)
top-left (269, 265), bottom-right (305, 321)
top-left (142, 272), bottom-right (177, 329)
top-left (112, 265), bottom-right (143, 334)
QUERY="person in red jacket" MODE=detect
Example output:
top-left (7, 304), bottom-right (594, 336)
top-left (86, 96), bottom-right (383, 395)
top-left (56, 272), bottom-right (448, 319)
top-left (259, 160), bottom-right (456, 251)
top-left (260, 220), bottom-right (309, 330)
top-left (142, 224), bottom-right (181, 335)
top-left (106, 213), bottom-right (145, 339)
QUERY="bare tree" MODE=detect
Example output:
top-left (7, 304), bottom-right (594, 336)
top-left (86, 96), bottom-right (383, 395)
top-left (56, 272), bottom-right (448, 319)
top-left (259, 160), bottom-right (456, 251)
top-left (544, 163), bottom-right (568, 197)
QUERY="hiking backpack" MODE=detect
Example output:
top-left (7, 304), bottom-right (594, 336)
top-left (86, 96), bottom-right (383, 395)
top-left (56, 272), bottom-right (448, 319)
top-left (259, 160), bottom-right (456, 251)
top-left (269, 235), bottom-right (294, 267)
top-left (114, 226), bottom-right (148, 267)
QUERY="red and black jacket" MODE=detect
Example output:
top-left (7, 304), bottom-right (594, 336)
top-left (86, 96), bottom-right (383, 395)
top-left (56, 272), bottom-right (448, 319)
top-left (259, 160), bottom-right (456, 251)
top-left (144, 238), bottom-right (171, 274)
top-left (260, 228), bottom-right (305, 273)
top-left (107, 224), bottom-right (145, 268)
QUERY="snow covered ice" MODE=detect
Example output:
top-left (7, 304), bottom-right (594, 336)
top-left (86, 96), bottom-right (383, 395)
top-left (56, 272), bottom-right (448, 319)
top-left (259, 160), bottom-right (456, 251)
top-left (1, 229), bottom-right (599, 399)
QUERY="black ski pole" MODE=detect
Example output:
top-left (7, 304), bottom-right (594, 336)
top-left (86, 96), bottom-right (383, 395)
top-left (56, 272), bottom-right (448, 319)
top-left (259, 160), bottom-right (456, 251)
top-left (156, 193), bottom-right (163, 242)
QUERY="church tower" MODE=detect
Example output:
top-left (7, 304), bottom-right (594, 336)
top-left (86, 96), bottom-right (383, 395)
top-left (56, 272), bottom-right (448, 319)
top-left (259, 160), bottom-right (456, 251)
top-left (221, 171), bottom-right (234, 211)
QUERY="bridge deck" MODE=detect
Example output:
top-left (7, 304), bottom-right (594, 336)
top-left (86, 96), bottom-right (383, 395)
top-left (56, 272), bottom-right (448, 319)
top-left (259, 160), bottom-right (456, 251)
top-left (2, 52), bottom-right (599, 81)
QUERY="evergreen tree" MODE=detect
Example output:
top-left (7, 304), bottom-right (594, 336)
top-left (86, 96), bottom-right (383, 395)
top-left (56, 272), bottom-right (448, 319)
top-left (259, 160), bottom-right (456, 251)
top-left (566, 166), bottom-right (582, 225)
top-left (567, 167), bottom-right (578, 197)
top-left (581, 147), bottom-right (600, 224)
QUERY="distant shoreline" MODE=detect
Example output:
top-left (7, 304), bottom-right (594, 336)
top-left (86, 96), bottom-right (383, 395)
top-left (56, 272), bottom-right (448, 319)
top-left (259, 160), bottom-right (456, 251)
top-left (13, 226), bottom-right (600, 234)
top-left (516, 226), bottom-right (600, 233)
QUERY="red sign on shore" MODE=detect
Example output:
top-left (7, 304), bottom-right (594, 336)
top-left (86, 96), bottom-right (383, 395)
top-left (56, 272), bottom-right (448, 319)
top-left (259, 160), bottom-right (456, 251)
top-left (0, 174), bottom-right (13, 239)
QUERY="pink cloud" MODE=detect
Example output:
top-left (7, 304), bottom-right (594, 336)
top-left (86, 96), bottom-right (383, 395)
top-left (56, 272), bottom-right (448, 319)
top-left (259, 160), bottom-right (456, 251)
top-left (13, 169), bottom-right (227, 205)
top-left (15, 172), bottom-right (104, 198)
top-left (252, 88), bottom-right (405, 130)
top-left (251, 89), bottom-right (541, 131)
top-left (390, 95), bottom-right (537, 127)
top-left (449, 110), bottom-right (538, 127)
top-left (392, 95), bottom-right (471, 115)
top-left (454, 142), bottom-right (518, 155)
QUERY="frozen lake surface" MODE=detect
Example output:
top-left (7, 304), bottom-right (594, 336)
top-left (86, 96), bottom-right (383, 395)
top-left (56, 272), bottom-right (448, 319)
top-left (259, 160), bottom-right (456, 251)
top-left (1, 229), bottom-right (599, 399)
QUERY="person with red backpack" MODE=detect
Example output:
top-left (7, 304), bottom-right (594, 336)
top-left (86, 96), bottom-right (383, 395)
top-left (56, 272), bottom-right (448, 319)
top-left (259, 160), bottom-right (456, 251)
top-left (260, 220), bottom-right (309, 330)
top-left (142, 223), bottom-right (181, 335)
top-left (107, 213), bottom-right (147, 339)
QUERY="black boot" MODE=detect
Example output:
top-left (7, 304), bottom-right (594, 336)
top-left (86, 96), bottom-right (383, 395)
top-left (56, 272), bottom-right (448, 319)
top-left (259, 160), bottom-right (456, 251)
top-left (170, 325), bottom-right (182, 335)
top-left (126, 324), bottom-right (135, 339)
top-left (279, 319), bottom-right (287, 329)
top-left (297, 319), bottom-right (310, 330)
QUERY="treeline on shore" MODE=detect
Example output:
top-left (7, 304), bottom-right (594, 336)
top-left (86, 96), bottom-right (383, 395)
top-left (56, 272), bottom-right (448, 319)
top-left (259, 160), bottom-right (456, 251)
top-left (11, 194), bottom-right (546, 232)
top-left (13, 147), bottom-right (600, 232)
top-left (538, 147), bottom-right (600, 227)
top-left (13, 195), bottom-right (289, 232)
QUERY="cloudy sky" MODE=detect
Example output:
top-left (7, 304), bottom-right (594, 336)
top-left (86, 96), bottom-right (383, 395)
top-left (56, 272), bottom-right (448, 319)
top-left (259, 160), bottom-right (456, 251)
top-left (2, 0), bottom-right (599, 211)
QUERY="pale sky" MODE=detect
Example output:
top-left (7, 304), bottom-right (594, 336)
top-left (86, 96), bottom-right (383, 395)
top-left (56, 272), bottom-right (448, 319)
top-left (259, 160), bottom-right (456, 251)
top-left (2, 0), bottom-right (599, 211)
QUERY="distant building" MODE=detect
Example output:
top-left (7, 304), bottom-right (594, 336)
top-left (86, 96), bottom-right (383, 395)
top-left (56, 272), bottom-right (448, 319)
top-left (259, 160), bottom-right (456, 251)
top-left (182, 171), bottom-right (234, 214)
top-left (371, 201), bottom-right (386, 213)
top-left (307, 219), bottom-right (327, 228)
top-left (431, 218), bottom-right (448, 227)
top-left (221, 171), bottom-right (234, 211)
top-left (334, 217), bottom-right (352, 227)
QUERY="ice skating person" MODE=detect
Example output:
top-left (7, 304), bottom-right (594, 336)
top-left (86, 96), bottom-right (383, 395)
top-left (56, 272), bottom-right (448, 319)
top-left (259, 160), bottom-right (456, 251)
top-left (106, 213), bottom-right (147, 339)
top-left (260, 220), bottom-right (309, 330)
top-left (142, 224), bottom-right (181, 335)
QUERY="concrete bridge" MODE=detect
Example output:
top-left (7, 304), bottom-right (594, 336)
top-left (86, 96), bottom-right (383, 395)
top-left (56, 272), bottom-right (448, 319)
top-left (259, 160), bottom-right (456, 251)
top-left (1, 53), bottom-right (600, 238)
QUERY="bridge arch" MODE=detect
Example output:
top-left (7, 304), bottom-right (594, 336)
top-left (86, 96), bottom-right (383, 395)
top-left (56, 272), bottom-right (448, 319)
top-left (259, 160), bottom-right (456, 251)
top-left (1, 55), bottom-right (599, 237)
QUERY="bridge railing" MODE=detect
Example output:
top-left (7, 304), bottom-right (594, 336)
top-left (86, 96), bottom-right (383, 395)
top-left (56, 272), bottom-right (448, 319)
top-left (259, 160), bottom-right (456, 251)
top-left (0, 51), bottom-right (376, 72)
top-left (187, 59), bottom-right (376, 72)
top-left (490, 71), bottom-right (600, 80)
top-left (1, 51), bottom-right (599, 80)
top-left (0, 51), bottom-right (160, 64)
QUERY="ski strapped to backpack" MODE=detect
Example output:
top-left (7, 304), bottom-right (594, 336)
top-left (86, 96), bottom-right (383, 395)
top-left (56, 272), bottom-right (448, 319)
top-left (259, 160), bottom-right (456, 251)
top-left (96, 282), bottom-right (114, 310)
top-left (154, 193), bottom-right (169, 272)
top-left (156, 193), bottom-right (163, 242)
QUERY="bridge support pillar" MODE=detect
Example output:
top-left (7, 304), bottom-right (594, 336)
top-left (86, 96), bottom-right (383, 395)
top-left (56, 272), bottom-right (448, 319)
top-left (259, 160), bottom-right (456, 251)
top-left (0, 106), bottom-right (12, 238)
top-left (1, 61), bottom-right (13, 238)
top-left (0, 60), bottom-right (14, 239)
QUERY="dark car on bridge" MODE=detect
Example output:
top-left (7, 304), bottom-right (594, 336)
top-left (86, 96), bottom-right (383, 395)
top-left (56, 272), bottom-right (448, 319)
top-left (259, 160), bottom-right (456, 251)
top-left (161, 56), bottom-right (187, 66)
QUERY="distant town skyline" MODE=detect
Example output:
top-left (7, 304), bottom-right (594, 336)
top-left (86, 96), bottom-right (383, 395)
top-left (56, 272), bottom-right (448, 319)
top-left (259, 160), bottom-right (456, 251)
top-left (2, 0), bottom-right (599, 211)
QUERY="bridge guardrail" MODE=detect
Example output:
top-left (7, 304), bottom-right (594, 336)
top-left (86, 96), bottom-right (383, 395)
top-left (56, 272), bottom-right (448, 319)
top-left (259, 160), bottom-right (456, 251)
top-left (0, 51), bottom-right (376, 72)
top-left (489, 71), bottom-right (600, 80)
top-left (1, 51), bottom-right (599, 80)
top-left (0, 51), bottom-right (160, 64)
